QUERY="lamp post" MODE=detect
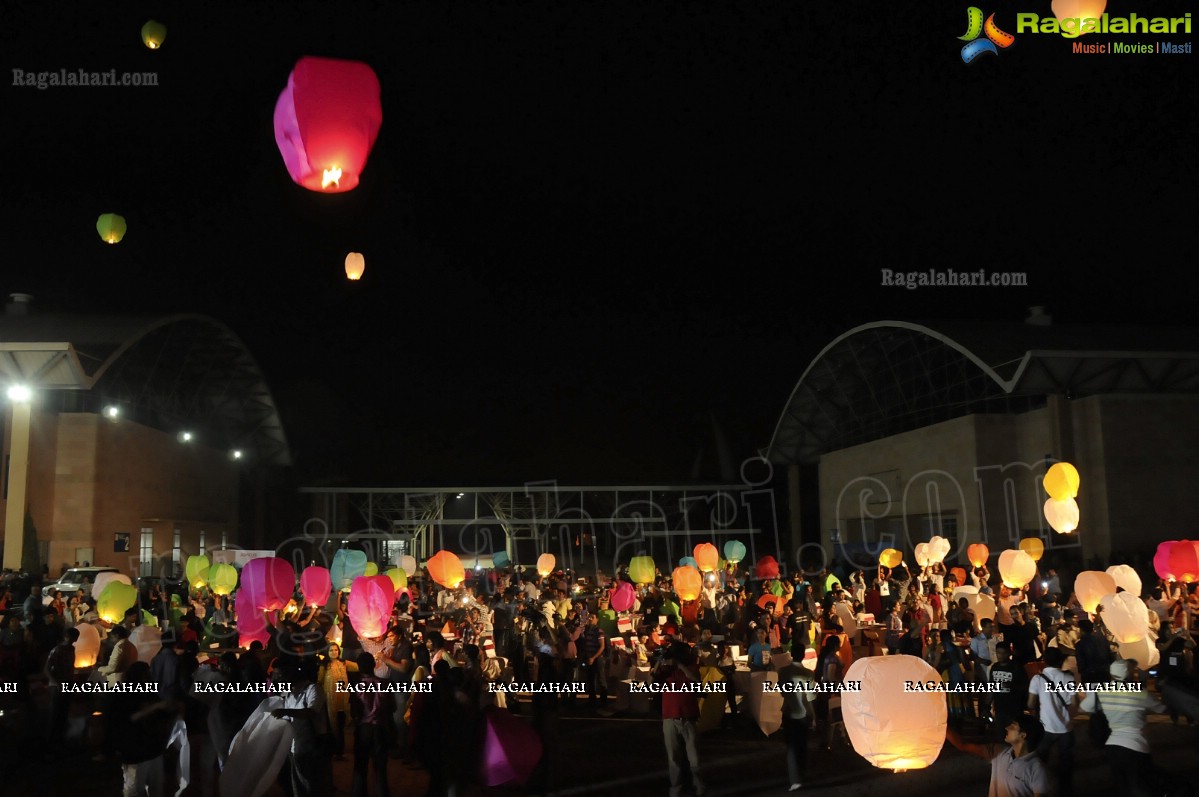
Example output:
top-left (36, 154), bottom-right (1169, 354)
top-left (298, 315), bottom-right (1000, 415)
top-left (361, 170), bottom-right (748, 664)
top-left (3, 385), bottom-right (33, 570)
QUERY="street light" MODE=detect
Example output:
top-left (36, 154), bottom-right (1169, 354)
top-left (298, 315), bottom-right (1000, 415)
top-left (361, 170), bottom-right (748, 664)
top-left (179, 431), bottom-right (193, 443)
top-left (230, 449), bottom-right (244, 460)
top-left (104, 405), bottom-right (120, 419)
top-left (6, 384), bottom-right (32, 402)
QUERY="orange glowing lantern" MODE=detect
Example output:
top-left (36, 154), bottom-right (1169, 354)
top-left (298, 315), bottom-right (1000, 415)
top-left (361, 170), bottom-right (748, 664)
top-left (966, 544), bottom-right (989, 568)
top-left (1018, 537), bottom-right (1044, 562)
top-left (693, 543), bottom-right (719, 573)
top-left (345, 252), bottom-right (365, 280)
top-left (536, 553), bottom-right (556, 577)
top-left (427, 551), bottom-right (466, 589)
top-left (74, 623), bottom-right (102, 668)
top-left (1050, 0), bottom-right (1107, 38)
top-left (1075, 571), bottom-right (1117, 614)
top-left (672, 566), bottom-right (703, 601)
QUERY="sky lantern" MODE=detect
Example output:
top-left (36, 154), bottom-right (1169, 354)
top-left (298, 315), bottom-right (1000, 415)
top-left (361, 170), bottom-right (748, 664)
top-left (927, 536), bottom-right (951, 564)
top-left (678, 556), bottom-right (698, 569)
top-left (878, 549), bottom-right (902, 569)
top-left (240, 556), bottom-right (296, 612)
top-left (842, 655), bottom-right (947, 771)
top-left (97, 581), bottom-right (138, 624)
top-left (185, 554), bottom-right (211, 588)
top-left (1075, 570), bottom-right (1117, 614)
top-left (364, 562), bottom-right (379, 577)
top-left (754, 555), bottom-right (780, 579)
top-left (950, 566), bottom-right (968, 585)
top-left (966, 544), bottom-right (989, 568)
top-left (998, 549), bottom-right (1036, 589)
top-left (236, 590), bottom-right (270, 649)
top-left (1051, 0), bottom-right (1107, 36)
top-left (385, 567), bottom-right (408, 591)
top-left (1043, 461), bottom-right (1081, 500)
top-left (672, 566), bottom-right (703, 601)
top-left (208, 563), bottom-right (238, 596)
top-left (400, 554), bottom-right (418, 577)
top-left (1018, 537), bottom-right (1044, 562)
top-left (610, 581), bottom-right (635, 612)
top-left (427, 550), bottom-right (466, 589)
top-left (331, 548), bottom-right (369, 591)
top-left (91, 571), bottom-right (132, 601)
top-left (1099, 591), bottom-right (1149, 643)
top-left (536, 553), bottom-right (556, 577)
top-left (629, 556), bottom-right (656, 585)
top-left (74, 622), bottom-right (101, 668)
top-left (300, 566), bottom-right (332, 607)
top-left (952, 587), bottom-right (996, 628)
top-left (723, 540), bottom-right (746, 564)
top-left (347, 575), bottom-right (395, 639)
top-left (345, 252), bottom-right (365, 280)
top-left (693, 543), bottom-right (719, 572)
top-left (130, 624), bottom-right (162, 665)
top-left (493, 550), bottom-right (510, 569)
top-left (96, 213), bottom-right (126, 244)
top-left (273, 56), bottom-right (382, 193)
top-left (141, 20), bottom-right (167, 49)
top-left (1043, 497), bottom-right (1080, 534)
top-left (1105, 564), bottom-right (1142, 597)
top-left (914, 543), bottom-right (931, 568)
top-left (1154, 540), bottom-right (1199, 583)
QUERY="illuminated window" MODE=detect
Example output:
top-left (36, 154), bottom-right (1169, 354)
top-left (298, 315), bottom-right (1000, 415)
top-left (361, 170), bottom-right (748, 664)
top-left (139, 528), bottom-right (154, 577)
top-left (199, 530), bottom-right (206, 556)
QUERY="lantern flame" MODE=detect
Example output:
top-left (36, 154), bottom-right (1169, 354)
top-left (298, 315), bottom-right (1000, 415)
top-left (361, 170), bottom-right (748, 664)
top-left (322, 167), bottom-right (342, 189)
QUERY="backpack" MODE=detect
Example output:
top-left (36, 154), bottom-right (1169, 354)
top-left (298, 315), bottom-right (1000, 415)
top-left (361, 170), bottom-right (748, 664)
top-left (1088, 695), bottom-right (1112, 745)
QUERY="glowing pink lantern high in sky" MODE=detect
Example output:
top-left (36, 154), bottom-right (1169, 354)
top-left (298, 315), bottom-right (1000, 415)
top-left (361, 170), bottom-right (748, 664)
top-left (241, 557), bottom-right (296, 612)
top-left (300, 566), bottom-right (332, 608)
top-left (274, 56), bottom-right (382, 193)
top-left (347, 575), bottom-right (396, 639)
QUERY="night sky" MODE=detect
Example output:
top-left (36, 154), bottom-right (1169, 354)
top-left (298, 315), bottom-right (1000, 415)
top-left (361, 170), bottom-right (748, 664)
top-left (3, 1), bottom-right (1195, 485)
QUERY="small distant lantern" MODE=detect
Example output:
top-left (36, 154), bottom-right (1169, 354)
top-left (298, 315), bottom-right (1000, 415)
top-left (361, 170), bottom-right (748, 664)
top-left (1043, 461), bottom-right (1081, 501)
top-left (74, 623), bottom-right (101, 668)
top-left (185, 554), bottom-right (211, 588)
top-left (1075, 570), bottom-right (1117, 614)
top-left (997, 549), bottom-right (1036, 589)
top-left (723, 540), bottom-right (746, 564)
top-left (385, 567), bottom-right (408, 591)
top-left (300, 566), bottom-right (333, 607)
top-left (364, 562), bottom-right (379, 577)
top-left (427, 550), bottom-right (466, 589)
top-left (693, 543), bottom-right (719, 573)
top-left (347, 575), bottom-right (396, 639)
top-left (1105, 564), bottom-right (1142, 597)
top-left (141, 20), bottom-right (167, 49)
top-left (536, 553), bottom-right (556, 577)
top-left (273, 56), bottom-right (383, 193)
top-left (96, 213), bottom-right (127, 244)
top-left (1043, 497), bottom-right (1080, 534)
top-left (331, 549), bottom-right (369, 592)
top-left (966, 544), bottom-right (989, 568)
top-left (345, 252), bottom-right (365, 280)
top-left (1018, 537), bottom-right (1044, 562)
top-left (97, 581), bottom-right (138, 624)
top-left (208, 563), bottom-right (238, 596)
top-left (400, 555), bottom-right (418, 577)
top-left (672, 566), bottom-right (703, 601)
top-left (842, 655), bottom-right (947, 771)
top-left (629, 556), bottom-right (656, 585)
top-left (878, 549), bottom-right (902, 569)
top-left (754, 556), bottom-right (780, 579)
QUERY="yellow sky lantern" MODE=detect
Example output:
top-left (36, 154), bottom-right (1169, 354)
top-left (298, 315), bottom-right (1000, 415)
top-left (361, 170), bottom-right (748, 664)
top-left (141, 20), bottom-right (167, 49)
top-left (96, 213), bottom-right (127, 244)
top-left (1018, 537), bottom-right (1044, 562)
top-left (879, 548), bottom-right (902, 569)
top-left (1043, 462), bottom-right (1080, 501)
top-left (1051, 0), bottom-right (1107, 36)
top-left (629, 556), bottom-right (656, 585)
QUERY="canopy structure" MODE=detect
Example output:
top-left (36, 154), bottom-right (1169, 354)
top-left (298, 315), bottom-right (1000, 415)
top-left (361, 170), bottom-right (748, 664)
top-left (764, 320), bottom-right (1199, 465)
top-left (0, 309), bottom-right (290, 466)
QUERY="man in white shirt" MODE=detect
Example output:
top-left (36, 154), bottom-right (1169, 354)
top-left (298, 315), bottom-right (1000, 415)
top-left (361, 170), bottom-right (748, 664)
top-left (1026, 648), bottom-right (1077, 797)
top-left (1080, 659), bottom-right (1166, 796)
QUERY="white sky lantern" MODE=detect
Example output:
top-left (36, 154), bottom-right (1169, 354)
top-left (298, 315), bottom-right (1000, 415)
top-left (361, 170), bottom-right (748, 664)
top-left (998, 549), bottom-right (1036, 589)
top-left (1044, 497), bottom-right (1080, 534)
top-left (928, 536), bottom-right (951, 564)
top-left (952, 586), bottom-right (996, 631)
top-left (345, 252), bottom-right (365, 280)
top-left (130, 624), bottom-right (162, 664)
top-left (400, 555), bottom-right (417, 577)
top-left (1099, 592), bottom-right (1149, 643)
top-left (1105, 564), bottom-right (1142, 597)
top-left (1117, 636), bottom-right (1160, 669)
top-left (842, 655), bottom-right (947, 772)
top-left (536, 553), bottom-right (556, 577)
top-left (914, 543), bottom-right (931, 568)
top-left (1075, 570), bottom-right (1117, 614)
top-left (74, 622), bottom-right (101, 668)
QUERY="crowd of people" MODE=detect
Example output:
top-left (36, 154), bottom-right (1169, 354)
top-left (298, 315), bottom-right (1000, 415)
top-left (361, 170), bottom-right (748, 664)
top-left (2, 555), bottom-right (1198, 796)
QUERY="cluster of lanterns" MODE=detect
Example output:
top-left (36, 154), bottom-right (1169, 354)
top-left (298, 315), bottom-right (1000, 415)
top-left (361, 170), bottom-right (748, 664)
top-left (1043, 461), bottom-right (1081, 534)
top-left (1154, 540), bottom-right (1199, 583)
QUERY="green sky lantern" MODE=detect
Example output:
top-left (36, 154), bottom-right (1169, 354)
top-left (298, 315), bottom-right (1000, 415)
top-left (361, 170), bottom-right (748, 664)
top-left (141, 20), bottom-right (167, 49)
top-left (96, 213), bottom-right (126, 244)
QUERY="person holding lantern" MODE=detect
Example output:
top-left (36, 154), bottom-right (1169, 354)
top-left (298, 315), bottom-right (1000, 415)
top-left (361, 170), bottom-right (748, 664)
top-left (946, 714), bottom-right (1050, 797)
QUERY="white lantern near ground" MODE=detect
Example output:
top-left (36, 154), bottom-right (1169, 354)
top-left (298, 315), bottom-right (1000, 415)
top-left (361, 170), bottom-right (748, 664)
top-left (1098, 592), bottom-right (1149, 643)
top-left (130, 624), bottom-right (163, 664)
top-left (1075, 571), bottom-right (1117, 614)
top-left (951, 586), bottom-right (996, 631)
top-left (1117, 636), bottom-right (1160, 669)
top-left (400, 555), bottom-right (417, 577)
top-left (842, 655), bottom-right (947, 771)
top-left (928, 536), bottom-right (951, 564)
top-left (914, 543), bottom-right (931, 568)
top-left (998, 550), bottom-right (1036, 589)
top-left (74, 622), bottom-right (102, 668)
top-left (1105, 565), bottom-right (1142, 598)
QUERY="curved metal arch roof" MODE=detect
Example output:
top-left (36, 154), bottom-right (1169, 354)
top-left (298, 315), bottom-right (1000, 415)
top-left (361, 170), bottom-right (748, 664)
top-left (0, 312), bottom-right (291, 466)
top-left (764, 320), bottom-right (1199, 466)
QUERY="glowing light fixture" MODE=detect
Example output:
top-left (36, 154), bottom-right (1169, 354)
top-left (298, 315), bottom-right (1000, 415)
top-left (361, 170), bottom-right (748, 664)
top-left (179, 431), bottom-right (193, 442)
top-left (6, 384), bottom-right (31, 402)
top-left (104, 405), bottom-right (120, 418)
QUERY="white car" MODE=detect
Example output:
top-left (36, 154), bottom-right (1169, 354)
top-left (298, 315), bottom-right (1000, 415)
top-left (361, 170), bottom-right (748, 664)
top-left (43, 566), bottom-right (121, 603)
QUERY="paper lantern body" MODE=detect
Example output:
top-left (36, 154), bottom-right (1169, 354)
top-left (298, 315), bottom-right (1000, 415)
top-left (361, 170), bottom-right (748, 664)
top-left (1051, 0), bottom-right (1108, 37)
top-left (754, 556), bottom-right (780, 580)
top-left (967, 544), bottom-right (989, 568)
top-left (241, 557), bottom-right (296, 612)
top-left (927, 536), bottom-right (951, 564)
top-left (952, 587), bottom-right (996, 627)
top-left (1105, 564), bottom-right (1142, 597)
top-left (824, 573), bottom-right (842, 594)
top-left (186, 555), bottom-right (211, 588)
top-left (914, 543), bottom-right (931, 568)
top-left (130, 624), bottom-right (162, 665)
top-left (141, 20), bottom-right (167, 49)
top-left (481, 706), bottom-right (543, 786)
top-left (536, 553), bottom-right (556, 577)
top-left (74, 622), bottom-right (102, 668)
top-left (842, 655), bottom-right (947, 771)
top-left (274, 56), bottom-right (382, 193)
top-left (96, 213), bottom-right (127, 244)
top-left (1019, 537), bottom-right (1045, 562)
top-left (208, 563), bottom-right (238, 596)
top-left (678, 556), bottom-right (698, 569)
top-left (1044, 497), bottom-right (1080, 534)
top-left (1075, 571), bottom-right (1117, 614)
top-left (1043, 461), bottom-right (1081, 500)
top-left (236, 590), bottom-right (270, 649)
top-left (347, 575), bottom-right (396, 639)
top-left (300, 566), bottom-right (333, 607)
top-left (92, 571), bottom-right (132, 600)
top-left (400, 554), bottom-right (418, 576)
top-left (1154, 540), bottom-right (1199, 583)
top-left (98, 581), bottom-right (138, 623)
top-left (997, 550), bottom-right (1036, 589)
top-left (693, 543), bottom-right (719, 572)
top-left (629, 556), bottom-right (657, 585)
top-left (1117, 636), bottom-right (1160, 670)
top-left (1099, 592), bottom-right (1149, 643)
top-left (331, 549), bottom-right (369, 591)
top-left (879, 549), bottom-right (902, 569)
top-left (610, 581), bottom-right (636, 612)
top-left (491, 551), bottom-right (510, 569)
top-left (385, 568), bottom-right (408, 591)
top-left (427, 551), bottom-right (466, 589)
top-left (672, 566), bottom-right (703, 601)
top-left (950, 567), bottom-right (968, 586)
top-left (363, 562), bottom-right (379, 577)
top-left (723, 540), bottom-right (747, 564)
top-left (345, 252), bottom-right (365, 280)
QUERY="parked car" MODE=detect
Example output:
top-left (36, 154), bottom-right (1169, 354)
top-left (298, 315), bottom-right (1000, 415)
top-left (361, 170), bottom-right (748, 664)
top-left (45, 566), bottom-right (120, 599)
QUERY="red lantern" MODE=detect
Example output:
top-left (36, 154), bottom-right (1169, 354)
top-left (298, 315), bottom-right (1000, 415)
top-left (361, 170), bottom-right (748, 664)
top-left (300, 566), bottom-right (332, 608)
top-left (950, 567), bottom-right (968, 586)
top-left (672, 566), bottom-right (703, 601)
top-left (1155, 540), bottom-right (1199, 583)
top-left (754, 556), bottom-right (780, 580)
top-left (240, 557), bottom-right (296, 612)
top-left (274, 56), bottom-right (382, 193)
top-left (693, 543), bottom-right (719, 573)
top-left (347, 575), bottom-right (396, 639)
top-left (427, 550), bottom-right (466, 589)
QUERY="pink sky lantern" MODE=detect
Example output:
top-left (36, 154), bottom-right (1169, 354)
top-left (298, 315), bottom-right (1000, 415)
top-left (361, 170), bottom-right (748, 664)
top-left (481, 706), bottom-right (543, 786)
top-left (236, 590), bottom-right (270, 648)
top-left (300, 566), bottom-right (332, 607)
top-left (347, 575), bottom-right (396, 639)
top-left (1154, 540), bottom-right (1199, 583)
top-left (241, 557), bottom-right (296, 612)
top-left (754, 555), bottom-right (780, 580)
top-left (610, 581), bottom-right (636, 612)
top-left (274, 56), bottom-right (382, 193)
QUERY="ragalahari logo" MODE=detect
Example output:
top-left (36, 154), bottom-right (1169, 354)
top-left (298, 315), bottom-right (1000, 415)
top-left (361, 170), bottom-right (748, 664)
top-left (959, 7), bottom-right (1016, 63)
